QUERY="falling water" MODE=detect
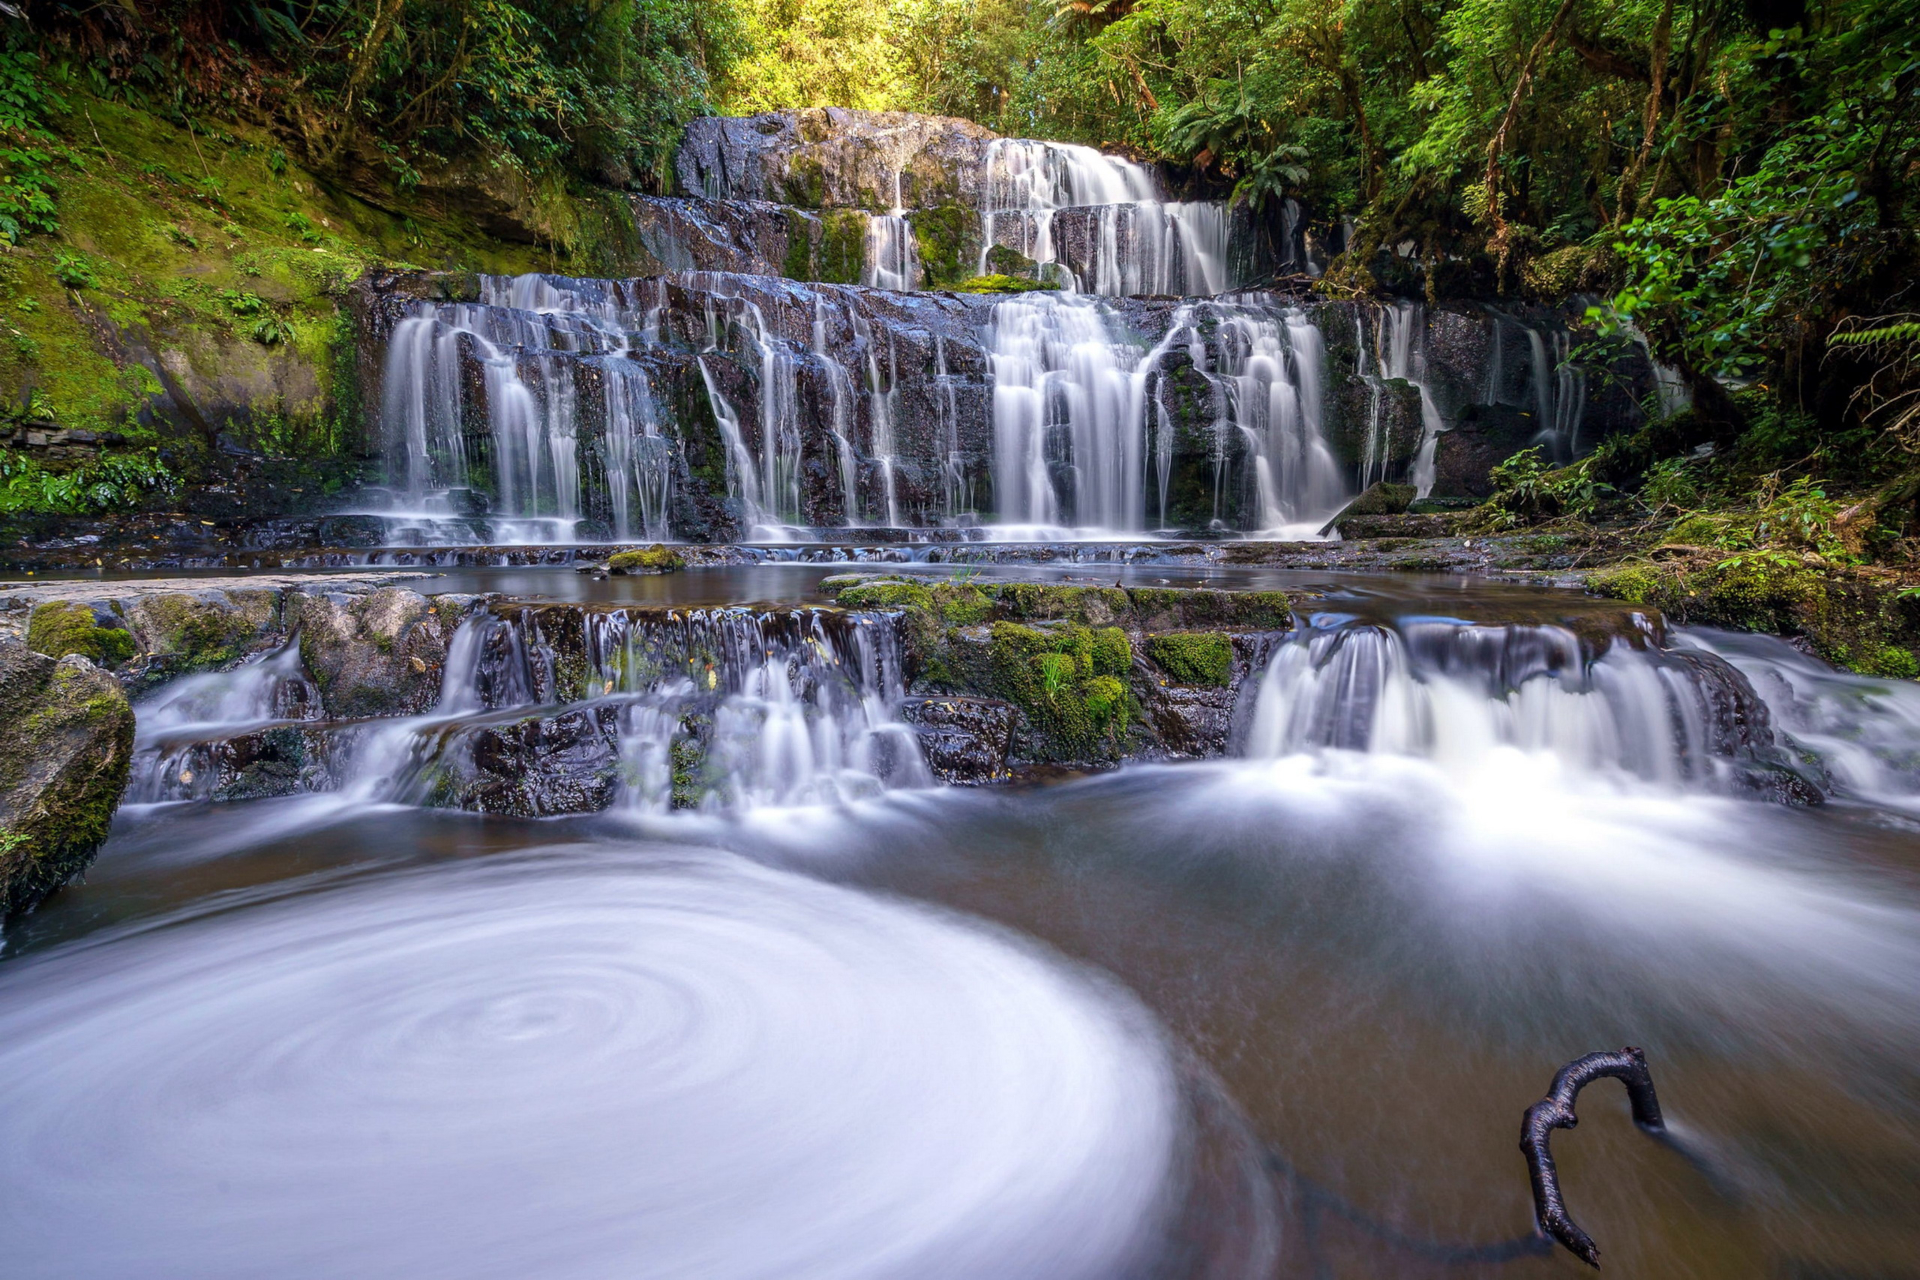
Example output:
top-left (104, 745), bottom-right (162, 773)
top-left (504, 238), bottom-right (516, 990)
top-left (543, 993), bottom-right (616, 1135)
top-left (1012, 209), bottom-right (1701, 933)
top-left (697, 283), bottom-right (804, 538)
top-left (977, 140), bottom-right (1231, 296)
top-left (862, 173), bottom-right (921, 291)
top-left (985, 293), bottom-right (1155, 533)
top-left (1196, 302), bottom-right (1347, 536)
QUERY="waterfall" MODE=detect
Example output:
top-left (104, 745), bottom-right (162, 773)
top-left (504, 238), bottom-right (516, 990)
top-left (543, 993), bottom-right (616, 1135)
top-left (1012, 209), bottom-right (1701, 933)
top-left (1196, 301), bottom-right (1346, 536)
top-left (1241, 619), bottom-right (1796, 788)
top-left (696, 283), bottom-right (804, 538)
top-left (1353, 301), bottom-right (1447, 498)
top-left (601, 359), bottom-right (673, 541)
top-left (1524, 328), bottom-right (1588, 461)
top-left (373, 278), bottom-right (664, 543)
top-left (977, 139), bottom-right (1231, 296)
top-left (986, 293), bottom-right (1160, 533)
top-left (861, 173), bottom-right (921, 291)
top-left (125, 605), bottom-right (932, 813)
top-left (812, 296), bottom-right (864, 524)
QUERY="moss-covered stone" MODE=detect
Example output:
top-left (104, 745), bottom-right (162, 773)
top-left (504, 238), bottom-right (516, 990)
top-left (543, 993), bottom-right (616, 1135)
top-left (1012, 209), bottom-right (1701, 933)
top-left (1588, 557), bottom-right (1920, 677)
top-left (817, 210), bottom-right (868, 284)
top-left (0, 641), bottom-right (135, 915)
top-left (907, 205), bottom-right (975, 289)
top-left (26, 600), bottom-right (136, 666)
top-left (123, 592), bottom-right (257, 673)
top-left (974, 620), bottom-right (1137, 759)
top-left (1145, 632), bottom-right (1234, 686)
top-left (607, 544), bottom-right (684, 574)
top-left (952, 273), bottom-right (1059, 294)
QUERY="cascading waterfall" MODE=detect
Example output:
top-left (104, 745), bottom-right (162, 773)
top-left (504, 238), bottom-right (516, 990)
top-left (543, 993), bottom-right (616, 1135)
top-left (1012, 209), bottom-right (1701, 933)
top-left (373, 277), bottom-right (662, 543)
top-left (977, 139), bottom-right (1231, 296)
top-left (127, 605), bottom-right (932, 814)
top-left (862, 172), bottom-right (921, 292)
top-left (812, 296), bottom-right (864, 524)
top-left (1527, 328), bottom-right (1588, 461)
top-left (1196, 301), bottom-right (1346, 536)
top-left (697, 282), bottom-right (804, 537)
top-left (1374, 301), bottom-right (1448, 498)
top-left (1242, 617), bottom-right (1799, 789)
top-left (986, 293), bottom-right (1154, 533)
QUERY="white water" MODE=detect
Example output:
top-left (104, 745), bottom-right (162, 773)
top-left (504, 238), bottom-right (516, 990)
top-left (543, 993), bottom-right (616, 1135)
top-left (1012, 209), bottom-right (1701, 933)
top-left (127, 606), bottom-right (933, 816)
top-left (0, 849), bottom-right (1178, 1279)
top-left (977, 139), bottom-right (1231, 296)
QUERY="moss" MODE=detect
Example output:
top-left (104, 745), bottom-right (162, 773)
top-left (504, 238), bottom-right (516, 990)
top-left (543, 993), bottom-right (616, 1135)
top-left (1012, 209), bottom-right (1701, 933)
top-left (607, 544), bottom-right (684, 573)
top-left (978, 620), bottom-right (1136, 759)
top-left (1145, 632), bottom-right (1233, 686)
top-left (1588, 557), bottom-right (1920, 678)
top-left (837, 579), bottom-right (932, 610)
top-left (985, 245), bottom-right (1041, 277)
top-left (907, 205), bottom-right (973, 289)
top-left (817, 210), bottom-right (867, 285)
top-left (952, 273), bottom-right (1059, 294)
top-left (0, 644), bottom-right (135, 915)
top-left (26, 601), bottom-right (136, 666)
top-left (133, 593), bottom-right (251, 671)
top-left (783, 208), bottom-right (815, 280)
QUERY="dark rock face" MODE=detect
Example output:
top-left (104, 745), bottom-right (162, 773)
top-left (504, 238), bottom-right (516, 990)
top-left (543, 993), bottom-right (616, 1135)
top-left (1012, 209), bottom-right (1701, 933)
top-left (901, 696), bottom-right (1017, 783)
top-left (675, 109), bottom-right (1000, 211)
top-left (0, 642), bottom-right (135, 915)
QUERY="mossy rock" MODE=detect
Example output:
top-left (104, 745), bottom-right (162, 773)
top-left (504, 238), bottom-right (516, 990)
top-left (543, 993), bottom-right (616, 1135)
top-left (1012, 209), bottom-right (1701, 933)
top-left (985, 245), bottom-right (1042, 278)
top-left (969, 621), bottom-right (1136, 760)
top-left (607, 544), bottom-right (685, 574)
top-left (26, 600), bottom-right (136, 667)
top-left (952, 273), bottom-right (1059, 294)
top-left (907, 205), bottom-right (975, 289)
top-left (0, 641), bottom-right (135, 915)
top-left (1145, 632), bottom-right (1234, 687)
top-left (1588, 557), bottom-right (1920, 678)
top-left (121, 590), bottom-right (280, 680)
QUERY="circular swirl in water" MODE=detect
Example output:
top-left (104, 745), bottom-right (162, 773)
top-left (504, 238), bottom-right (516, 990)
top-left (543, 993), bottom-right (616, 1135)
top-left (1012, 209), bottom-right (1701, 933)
top-left (0, 848), bottom-right (1178, 1280)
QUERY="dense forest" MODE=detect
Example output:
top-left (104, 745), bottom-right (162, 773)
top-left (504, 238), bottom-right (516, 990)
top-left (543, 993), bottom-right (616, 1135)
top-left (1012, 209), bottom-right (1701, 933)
top-left (3, 0), bottom-right (1919, 587)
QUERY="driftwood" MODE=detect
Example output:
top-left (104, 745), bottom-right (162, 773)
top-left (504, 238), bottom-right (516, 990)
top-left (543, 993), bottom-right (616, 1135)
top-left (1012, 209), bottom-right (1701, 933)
top-left (1519, 1046), bottom-right (1667, 1267)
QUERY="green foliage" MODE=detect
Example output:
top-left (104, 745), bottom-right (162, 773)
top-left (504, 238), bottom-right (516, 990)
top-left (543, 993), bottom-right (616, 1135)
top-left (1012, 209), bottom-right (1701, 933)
top-left (218, 290), bottom-right (292, 345)
top-left (0, 449), bottom-right (176, 514)
top-left (50, 249), bottom-right (94, 289)
top-left (0, 49), bottom-right (66, 244)
top-left (1485, 447), bottom-right (1612, 526)
top-left (34, 0), bottom-right (745, 194)
top-left (953, 273), bottom-right (1059, 293)
top-left (607, 543), bottom-right (686, 572)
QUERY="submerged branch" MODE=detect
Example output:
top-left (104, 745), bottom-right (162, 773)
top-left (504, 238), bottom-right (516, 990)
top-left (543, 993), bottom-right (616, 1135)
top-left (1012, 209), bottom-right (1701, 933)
top-left (1519, 1046), bottom-right (1667, 1267)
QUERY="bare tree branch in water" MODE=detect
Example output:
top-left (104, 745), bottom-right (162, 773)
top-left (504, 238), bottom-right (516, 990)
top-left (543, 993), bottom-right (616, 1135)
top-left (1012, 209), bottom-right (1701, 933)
top-left (1520, 1046), bottom-right (1668, 1267)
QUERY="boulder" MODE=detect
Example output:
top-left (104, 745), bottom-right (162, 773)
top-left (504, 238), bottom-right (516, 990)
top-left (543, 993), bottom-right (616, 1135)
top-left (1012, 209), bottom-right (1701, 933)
top-left (0, 641), bottom-right (136, 915)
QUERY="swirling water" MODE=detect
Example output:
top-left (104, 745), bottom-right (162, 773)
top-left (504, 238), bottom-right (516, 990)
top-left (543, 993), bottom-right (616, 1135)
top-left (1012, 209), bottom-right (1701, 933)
top-left (5, 569), bottom-right (1920, 1278)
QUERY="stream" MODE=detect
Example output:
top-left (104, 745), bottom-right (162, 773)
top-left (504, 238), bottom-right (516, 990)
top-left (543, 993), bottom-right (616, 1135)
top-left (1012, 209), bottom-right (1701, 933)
top-left (1, 562), bottom-right (1917, 1278)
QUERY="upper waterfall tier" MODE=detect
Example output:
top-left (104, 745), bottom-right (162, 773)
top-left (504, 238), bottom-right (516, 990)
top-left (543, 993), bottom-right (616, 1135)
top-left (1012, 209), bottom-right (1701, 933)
top-left (653, 109), bottom-right (1295, 296)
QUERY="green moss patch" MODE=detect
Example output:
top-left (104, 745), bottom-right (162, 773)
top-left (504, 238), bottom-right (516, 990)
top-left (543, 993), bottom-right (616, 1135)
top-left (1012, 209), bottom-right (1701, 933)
top-left (26, 601), bottom-right (135, 666)
top-left (1588, 557), bottom-right (1920, 678)
top-left (1145, 632), bottom-right (1233, 686)
top-left (607, 544), bottom-right (684, 573)
top-left (951, 273), bottom-right (1059, 294)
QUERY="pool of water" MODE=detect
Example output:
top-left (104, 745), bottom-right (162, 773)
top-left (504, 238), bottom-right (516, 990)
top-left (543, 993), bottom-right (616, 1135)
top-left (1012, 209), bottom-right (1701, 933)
top-left (1, 563), bottom-right (1916, 1279)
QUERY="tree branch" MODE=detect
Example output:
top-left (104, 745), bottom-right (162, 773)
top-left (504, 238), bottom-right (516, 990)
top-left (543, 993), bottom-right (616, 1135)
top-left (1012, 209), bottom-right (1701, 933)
top-left (1519, 1045), bottom-right (1667, 1268)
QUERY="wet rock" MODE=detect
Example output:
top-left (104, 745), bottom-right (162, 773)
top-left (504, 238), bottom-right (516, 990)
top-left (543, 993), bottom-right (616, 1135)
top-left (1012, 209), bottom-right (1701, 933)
top-left (675, 109), bottom-right (999, 211)
top-left (291, 588), bottom-right (466, 718)
top-left (901, 696), bottom-right (1016, 783)
top-left (1142, 682), bottom-right (1237, 758)
top-left (121, 589), bottom-right (282, 686)
top-left (429, 705), bottom-right (624, 817)
top-left (140, 723), bottom-right (346, 804)
top-left (25, 600), bottom-right (136, 666)
top-left (607, 545), bottom-right (685, 574)
top-left (0, 642), bottom-right (135, 915)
